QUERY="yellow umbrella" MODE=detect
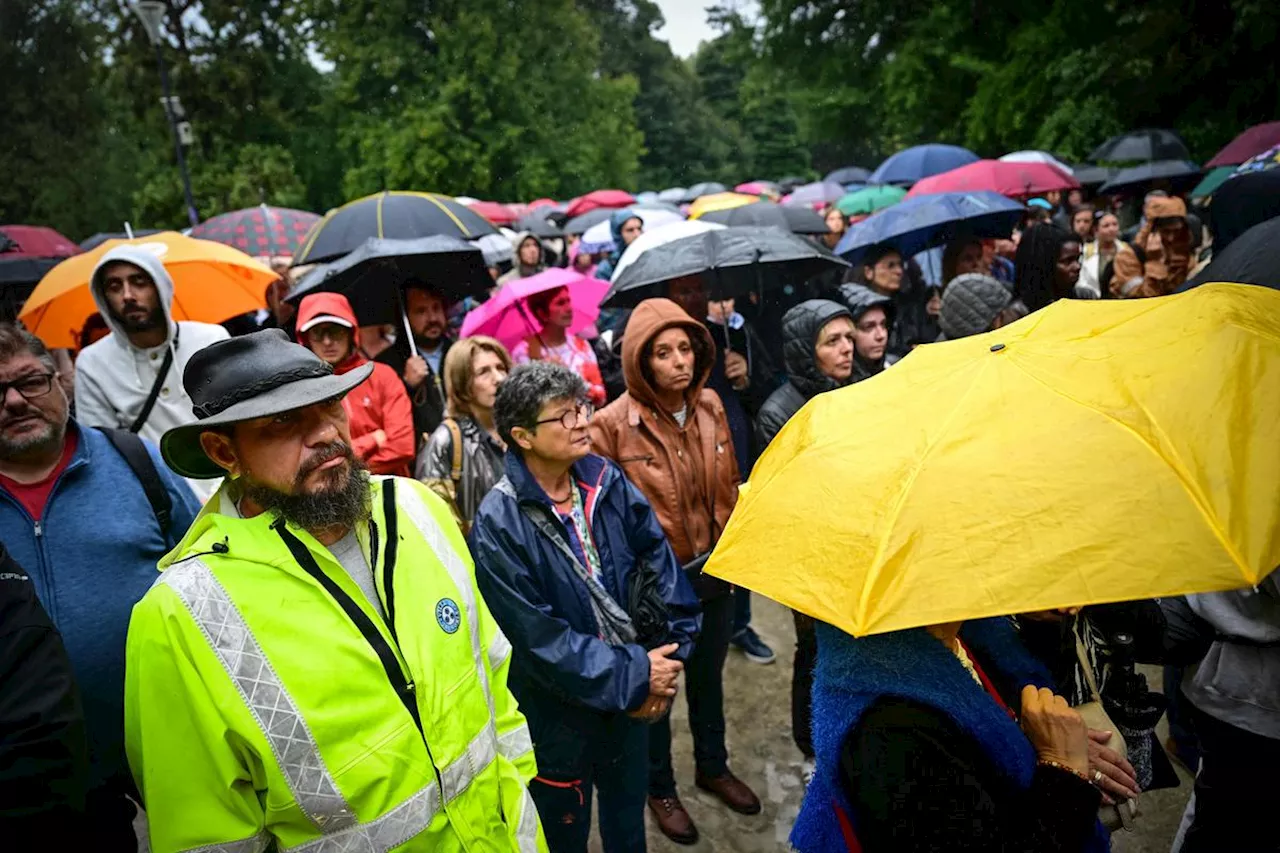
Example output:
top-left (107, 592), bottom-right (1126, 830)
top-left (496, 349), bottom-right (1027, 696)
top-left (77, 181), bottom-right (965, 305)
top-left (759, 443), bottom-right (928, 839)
top-left (687, 192), bottom-right (760, 220)
top-left (20, 232), bottom-right (274, 349)
top-left (706, 283), bottom-right (1280, 637)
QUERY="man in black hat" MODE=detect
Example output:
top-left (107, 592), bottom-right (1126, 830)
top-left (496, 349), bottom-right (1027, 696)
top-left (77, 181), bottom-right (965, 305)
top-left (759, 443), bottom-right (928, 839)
top-left (126, 329), bottom-right (544, 852)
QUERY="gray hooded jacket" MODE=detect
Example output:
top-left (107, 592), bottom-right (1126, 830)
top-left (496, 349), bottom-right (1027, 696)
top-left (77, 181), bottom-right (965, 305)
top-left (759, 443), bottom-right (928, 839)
top-left (74, 245), bottom-right (229, 499)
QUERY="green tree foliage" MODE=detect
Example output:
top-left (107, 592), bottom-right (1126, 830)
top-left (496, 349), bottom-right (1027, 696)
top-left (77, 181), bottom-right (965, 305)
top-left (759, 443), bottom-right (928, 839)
top-left (757, 0), bottom-right (1280, 167)
top-left (316, 0), bottom-right (643, 200)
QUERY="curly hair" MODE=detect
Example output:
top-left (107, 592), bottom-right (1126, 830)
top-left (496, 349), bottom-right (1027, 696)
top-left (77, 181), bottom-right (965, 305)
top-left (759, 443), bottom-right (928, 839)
top-left (494, 361), bottom-right (587, 449)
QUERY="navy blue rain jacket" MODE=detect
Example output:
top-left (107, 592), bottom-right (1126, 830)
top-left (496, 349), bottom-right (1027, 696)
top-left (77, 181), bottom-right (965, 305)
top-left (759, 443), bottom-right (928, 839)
top-left (470, 451), bottom-right (700, 717)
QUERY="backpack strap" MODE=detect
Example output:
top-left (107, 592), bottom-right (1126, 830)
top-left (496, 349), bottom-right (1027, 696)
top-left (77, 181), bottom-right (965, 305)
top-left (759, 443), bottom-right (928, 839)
top-left (97, 428), bottom-right (172, 538)
top-left (443, 418), bottom-right (464, 483)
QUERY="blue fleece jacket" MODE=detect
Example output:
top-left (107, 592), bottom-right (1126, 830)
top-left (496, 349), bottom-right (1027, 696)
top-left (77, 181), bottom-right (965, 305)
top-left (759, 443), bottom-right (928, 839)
top-left (0, 422), bottom-right (199, 792)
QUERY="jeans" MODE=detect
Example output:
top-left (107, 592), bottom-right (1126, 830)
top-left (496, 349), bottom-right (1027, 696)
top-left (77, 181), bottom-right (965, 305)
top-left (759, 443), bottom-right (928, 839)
top-left (791, 610), bottom-right (817, 759)
top-left (1179, 705), bottom-right (1280, 853)
top-left (649, 592), bottom-right (734, 796)
top-left (732, 585), bottom-right (752, 635)
top-left (530, 713), bottom-right (649, 853)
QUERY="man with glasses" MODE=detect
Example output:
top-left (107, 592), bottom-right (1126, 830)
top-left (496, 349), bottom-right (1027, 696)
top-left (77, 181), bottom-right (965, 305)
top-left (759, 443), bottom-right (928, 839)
top-left (471, 361), bottom-right (701, 853)
top-left (0, 323), bottom-right (199, 850)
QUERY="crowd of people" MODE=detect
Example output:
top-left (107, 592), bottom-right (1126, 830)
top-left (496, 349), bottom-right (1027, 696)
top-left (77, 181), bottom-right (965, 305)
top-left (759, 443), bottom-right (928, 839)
top-left (1, 163), bottom-right (1277, 853)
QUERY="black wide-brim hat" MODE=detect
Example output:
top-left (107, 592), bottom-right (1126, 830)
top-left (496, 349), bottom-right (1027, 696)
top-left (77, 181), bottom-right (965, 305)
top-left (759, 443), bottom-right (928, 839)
top-left (161, 329), bottom-right (373, 479)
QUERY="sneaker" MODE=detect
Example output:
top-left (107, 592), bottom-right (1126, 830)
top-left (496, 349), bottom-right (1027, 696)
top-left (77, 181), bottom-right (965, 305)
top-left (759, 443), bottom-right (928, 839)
top-left (731, 627), bottom-right (776, 664)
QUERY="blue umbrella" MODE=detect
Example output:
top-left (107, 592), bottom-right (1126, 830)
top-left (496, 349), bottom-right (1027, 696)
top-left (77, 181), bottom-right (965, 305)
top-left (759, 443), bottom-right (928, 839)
top-left (869, 144), bottom-right (980, 186)
top-left (834, 191), bottom-right (1024, 267)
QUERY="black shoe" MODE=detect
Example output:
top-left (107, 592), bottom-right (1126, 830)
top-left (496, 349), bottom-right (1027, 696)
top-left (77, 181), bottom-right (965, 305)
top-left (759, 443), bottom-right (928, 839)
top-left (731, 627), bottom-right (776, 664)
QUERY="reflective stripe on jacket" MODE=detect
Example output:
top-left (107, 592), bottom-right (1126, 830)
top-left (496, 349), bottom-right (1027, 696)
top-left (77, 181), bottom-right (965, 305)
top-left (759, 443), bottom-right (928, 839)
top-left (125, 476), bottom-right (544, 853)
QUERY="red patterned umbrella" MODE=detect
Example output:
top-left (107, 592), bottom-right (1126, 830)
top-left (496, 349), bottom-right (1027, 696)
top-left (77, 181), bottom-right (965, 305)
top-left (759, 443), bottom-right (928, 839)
top-left (189, 204), bottom-right (320, 258)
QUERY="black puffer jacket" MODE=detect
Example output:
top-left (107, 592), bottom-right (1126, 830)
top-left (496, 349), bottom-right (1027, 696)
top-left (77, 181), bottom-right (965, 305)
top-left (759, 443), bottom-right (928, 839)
top-left (839, 283), bottom-right (899, 382)
top-left (755, 299), bottom-right (853, 451)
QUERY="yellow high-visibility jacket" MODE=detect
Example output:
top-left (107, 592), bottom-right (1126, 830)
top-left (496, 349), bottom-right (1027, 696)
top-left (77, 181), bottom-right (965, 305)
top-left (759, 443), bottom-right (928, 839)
top-left (125, 476), bottom-right (545, 852)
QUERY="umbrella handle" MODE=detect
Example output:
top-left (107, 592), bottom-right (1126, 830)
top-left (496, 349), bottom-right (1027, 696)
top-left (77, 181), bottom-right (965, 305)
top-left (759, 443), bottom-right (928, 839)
top-left (396, 287), bottom-right (418, 358)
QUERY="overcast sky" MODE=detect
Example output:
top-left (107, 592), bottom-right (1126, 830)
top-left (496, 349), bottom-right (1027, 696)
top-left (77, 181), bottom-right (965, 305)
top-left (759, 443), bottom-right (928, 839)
top-left (652, 0), bottom-right (758, 58)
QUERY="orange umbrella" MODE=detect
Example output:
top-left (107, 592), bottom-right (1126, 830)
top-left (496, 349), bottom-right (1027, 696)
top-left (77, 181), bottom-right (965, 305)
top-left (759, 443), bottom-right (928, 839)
top-left (20, 232), bottom-right (274, 349)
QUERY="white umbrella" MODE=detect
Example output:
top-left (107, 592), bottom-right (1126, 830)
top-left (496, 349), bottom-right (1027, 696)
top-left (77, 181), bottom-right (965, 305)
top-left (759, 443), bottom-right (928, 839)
top-left (610, 219), bottom-right (726, 283)
top-left (580, 207), bottom-right (686, 250)
top-left (454, 195), bottom-right (481, 206)
top-left (999, 150), bottom-right (1074, 174)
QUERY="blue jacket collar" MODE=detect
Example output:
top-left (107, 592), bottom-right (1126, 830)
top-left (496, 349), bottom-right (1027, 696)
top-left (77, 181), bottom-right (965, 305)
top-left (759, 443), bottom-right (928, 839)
top-left (503, 450), bottom-right (613, 508)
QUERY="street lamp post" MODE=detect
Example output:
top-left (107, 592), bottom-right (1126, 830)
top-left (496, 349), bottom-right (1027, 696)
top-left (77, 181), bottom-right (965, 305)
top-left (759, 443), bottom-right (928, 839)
top-left (130, 1), bottom-right (200, 227)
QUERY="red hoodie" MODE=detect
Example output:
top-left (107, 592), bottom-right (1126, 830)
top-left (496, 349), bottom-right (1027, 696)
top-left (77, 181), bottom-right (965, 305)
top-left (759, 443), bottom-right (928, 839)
top-left (296, 292), bottom-right (416, 476)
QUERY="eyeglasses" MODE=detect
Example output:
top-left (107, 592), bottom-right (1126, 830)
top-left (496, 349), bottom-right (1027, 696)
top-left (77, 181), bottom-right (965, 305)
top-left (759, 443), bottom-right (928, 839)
top-left (534, 400), bottom-right (594, 430)
top-left (0, 373), bottom-right (55, 401)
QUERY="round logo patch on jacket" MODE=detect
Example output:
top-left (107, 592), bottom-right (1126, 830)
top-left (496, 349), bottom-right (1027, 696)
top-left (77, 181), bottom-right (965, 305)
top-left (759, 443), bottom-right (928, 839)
top-left (436, 598), bottom-right (461, 634)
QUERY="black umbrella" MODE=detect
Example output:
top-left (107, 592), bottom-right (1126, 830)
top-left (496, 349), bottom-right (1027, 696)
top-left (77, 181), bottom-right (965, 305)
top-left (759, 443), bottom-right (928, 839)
top-left (1097, 160), bottom-right (1202, 195)
top-left (286, 236), bottom-right (490, 332)
top-left (563, 208), bottom-right (616, 235)
top-left (1088, 129), bottom-right (1191, 163)
top-left (513, 214), bottom-right (563, 238)
top-left (680, 182), bottom-right (728, 203)
top-left (79, 230), bottom-right (162, 251)
top-left (776, 176), bottom-right (809, 193)
top-left (1069, 165), bottom-right (1118, 188)
top-left (601, 226), bottom-right (849, 308)
top-left (824, 166), bottom-right (872, 186)
top-left (1183, 216), bottom-right (1280, 292)
top-left (699, 201), bottom-right (828, 235)
top-left (292, 191), bottom-right (498, 267)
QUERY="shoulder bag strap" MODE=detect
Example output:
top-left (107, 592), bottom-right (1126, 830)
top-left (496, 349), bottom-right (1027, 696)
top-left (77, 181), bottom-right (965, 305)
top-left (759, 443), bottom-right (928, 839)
top-left (129, 325), bottom-right (179, 434)
top-left (97, 427), bottom-right (172, 537)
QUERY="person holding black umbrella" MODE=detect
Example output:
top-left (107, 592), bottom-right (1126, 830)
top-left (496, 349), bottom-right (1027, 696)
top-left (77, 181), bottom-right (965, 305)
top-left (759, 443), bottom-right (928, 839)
top-left (375, 283), bottom-right (453, 441)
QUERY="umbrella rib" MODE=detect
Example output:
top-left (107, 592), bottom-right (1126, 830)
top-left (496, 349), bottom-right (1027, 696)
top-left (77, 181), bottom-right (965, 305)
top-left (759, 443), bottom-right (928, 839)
top-left (860, 358), bottom-right (1000, 631)
top-left (421, 193), bottom-right (470, 234)
top-left (1006, 355), bottom-right (1256, 582)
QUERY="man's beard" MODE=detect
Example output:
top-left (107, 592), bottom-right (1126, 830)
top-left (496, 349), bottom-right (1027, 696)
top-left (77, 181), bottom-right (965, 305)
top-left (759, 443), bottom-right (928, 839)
top-left (0, 409), bottom-right (64, 460)
top-left (241, 442), bottom-right (372, 532)
top-left (413, 327), bottom-right (444, 349)
top-left (111, 303), bottom-right (165, 334)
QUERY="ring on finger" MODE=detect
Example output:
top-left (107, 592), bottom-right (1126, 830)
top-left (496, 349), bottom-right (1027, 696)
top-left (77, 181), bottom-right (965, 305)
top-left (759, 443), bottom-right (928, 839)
top-left (1092, 769), bottom-right (1104, 785)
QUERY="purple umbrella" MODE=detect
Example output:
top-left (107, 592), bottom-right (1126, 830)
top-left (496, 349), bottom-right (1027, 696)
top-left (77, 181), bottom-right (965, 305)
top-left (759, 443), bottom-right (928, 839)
top-left (781, 181), bottom-right (846, 209)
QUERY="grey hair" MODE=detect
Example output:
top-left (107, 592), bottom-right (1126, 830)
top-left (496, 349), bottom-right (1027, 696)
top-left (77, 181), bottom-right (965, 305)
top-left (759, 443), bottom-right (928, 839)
top-left (494, 361), bottom-right (588, 449)
top-left (0, 324), bottom-right (57, 374)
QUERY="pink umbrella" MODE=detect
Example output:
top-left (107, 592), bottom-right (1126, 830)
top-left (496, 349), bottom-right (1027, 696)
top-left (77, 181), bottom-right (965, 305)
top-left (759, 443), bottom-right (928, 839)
top-left (564, 189), bottom-right (637, 218)
top-left (907, 159), bottom-right (1079, 199)
top-left (459, 268), bottom-right (609, 351)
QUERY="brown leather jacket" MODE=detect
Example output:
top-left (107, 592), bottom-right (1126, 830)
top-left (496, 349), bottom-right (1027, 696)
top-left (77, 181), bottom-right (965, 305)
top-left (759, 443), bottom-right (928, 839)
top-left (589, 299), bottom-right (739, 599)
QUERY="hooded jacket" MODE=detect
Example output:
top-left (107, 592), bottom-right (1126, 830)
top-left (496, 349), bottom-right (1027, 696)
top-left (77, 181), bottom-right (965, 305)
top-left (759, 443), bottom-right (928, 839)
top-left (589, 299), bottom-right (739, 598)
top-left (840, 283), bottom-right (898, 383)
top-left (470, 451), bottom-right (700, 741)
top-left (75, 245), bottom-right (230, 500)
top-left (756, 299), bottom-right (852, 451)
top-left (593, 210), bottom-right (642, 282)
top-left (497, 232), bottom-right (546, 285)
top-left (296, 293), bottom-right (415, 476)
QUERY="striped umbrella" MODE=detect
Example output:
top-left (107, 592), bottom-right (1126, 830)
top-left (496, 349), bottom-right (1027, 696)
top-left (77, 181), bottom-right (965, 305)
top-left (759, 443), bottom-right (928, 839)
top-left (293, 191), bottom-right (498, 267)
top-left (189, 205), bottom-right (320, 258)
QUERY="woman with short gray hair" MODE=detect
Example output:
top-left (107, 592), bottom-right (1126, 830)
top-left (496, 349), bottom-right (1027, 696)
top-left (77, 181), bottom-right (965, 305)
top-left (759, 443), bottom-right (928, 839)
top-left (471, 362), bottom-right (701, 853)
